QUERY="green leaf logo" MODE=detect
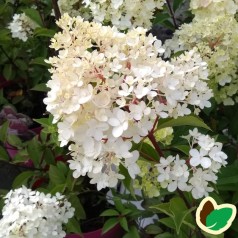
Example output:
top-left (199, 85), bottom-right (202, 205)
top-left (196, 197), bottom-right (237, 235)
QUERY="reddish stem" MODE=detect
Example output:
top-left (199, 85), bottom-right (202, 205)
top-left (148, 133), bottom-right (164, 157)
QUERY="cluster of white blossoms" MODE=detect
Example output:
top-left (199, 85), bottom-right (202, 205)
top-left (44, 13), bottom-right (212, 190)
top-left (165, 1), bottom-right (238, 105)
top-left (0, 187), bottom-right (74, 238)
top-left (190, 0), bottom-right (238, 18)
top-left (156, 128), bottom-right (227, 199)
top-left (83, 0), bottom-right (166, 30)
top-left (8, 13), bottom-right (39, 42)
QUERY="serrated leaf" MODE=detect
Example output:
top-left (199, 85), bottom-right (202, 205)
top-left (23, 9), bottom-right (43, 27)
top-left (12, 171), bottom-right (34, 189)
top-left (157, 115), bottom-right (211, 131)
top-left (102, 217), bottom-right (119, 234)
top-left (100, 209), bottom-right (120, 216)
top-left (206, 208), bottom-right (233, 231)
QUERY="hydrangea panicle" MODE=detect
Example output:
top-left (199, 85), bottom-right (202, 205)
top-left (44, 14), bottom-right (212, 190)
top-left (8, 13), bottom-right (39, 42)
top-left (156, 128), bottom-right (227, 199)
top-left (0, 187), bottom-right (74, 238)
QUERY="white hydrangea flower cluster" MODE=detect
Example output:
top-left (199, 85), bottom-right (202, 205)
top-left (165, 9), bottom-right (238, 105)
top-left (44, 13), bottom-right (212, 190)
top-left (156, 128), bottom-right (227, 199)
top-left (0, 186), bottom-right (74, 238)
top-left (190, 0), bottom-right (238, 19)
top-left (83, 0), bottom-right (166, 30)
top-left (8, 13), bottom-right (39, 42)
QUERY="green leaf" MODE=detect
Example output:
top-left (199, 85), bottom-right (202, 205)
top-left (206, 208), bottom-right (233, 231)
top-left (50, 184), bottom-right (66, 195)
top-left (202, 231), bottom-right (224, 238)
top-left (173, 0), bottom-right (184, 12)
top-left (30, 57), bottom-right (50, 67)
top-left (27, 137), bottom-right (43, 167)
top-left (57, 161), bottom-right (68, 176)
top-left (169, 197), bottom-right (196, 234)
top-left (151, 202), bottom-right (173, 217)
top-left (232, 191), bottom-right (238, 205)
top-left (157, 115), bottom-right (211, 131)
top-left (140, 142), bottom-right (160, 161)
top-left (34, 27), bottom-right (56, 37)
top-left (49, 165), bottom-right (66, 185)
top-left (12, 171), bottom-right (34, 189)
top-left (44, 148), bottom-right (55, 165)
top-left (153, 13), bottom-right (170, 24)
top-left (15, 59), bottom-right (28, 70)
top-left (66, 217), bottom-right (82, 234)
top-left (145, 224), bottom-right (163, 235)
top-left (34, 117), bottom-right (52, 127)
top-left (119, 217), bottom-right (129, 232)
top-left (3, 64), bottom-right (12, 80)
top-left (217, 165), bottom-right (238, 185)
top-left (0, 121), bottom-right (9, 143)
top-left (159, 217), bottom-right (176, 229)
top-left (7, 134), bottom-right (22, 147)
top-left (23, 8), bottom-right (43, 26)
top-left (31, 83), bottom-right (49, 92)
top-left (113, 197), bottom-right (125, 213)
top-left (155, 233), bottom-right (174, 238)
top-left (173, 145), bottom-right (190, 156)
top-left (102, 217), bottom-right (119, 234)
top-left (119, 164), bottom-right (135, 199)
top-left (68, 195), bottom-right (86, 220)
top-left (0, 146), bottom-right (9, 161)
top-left (123, 225), bottom-right (140, 238)
top-left (100, 209), bottom-right (120, 216)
